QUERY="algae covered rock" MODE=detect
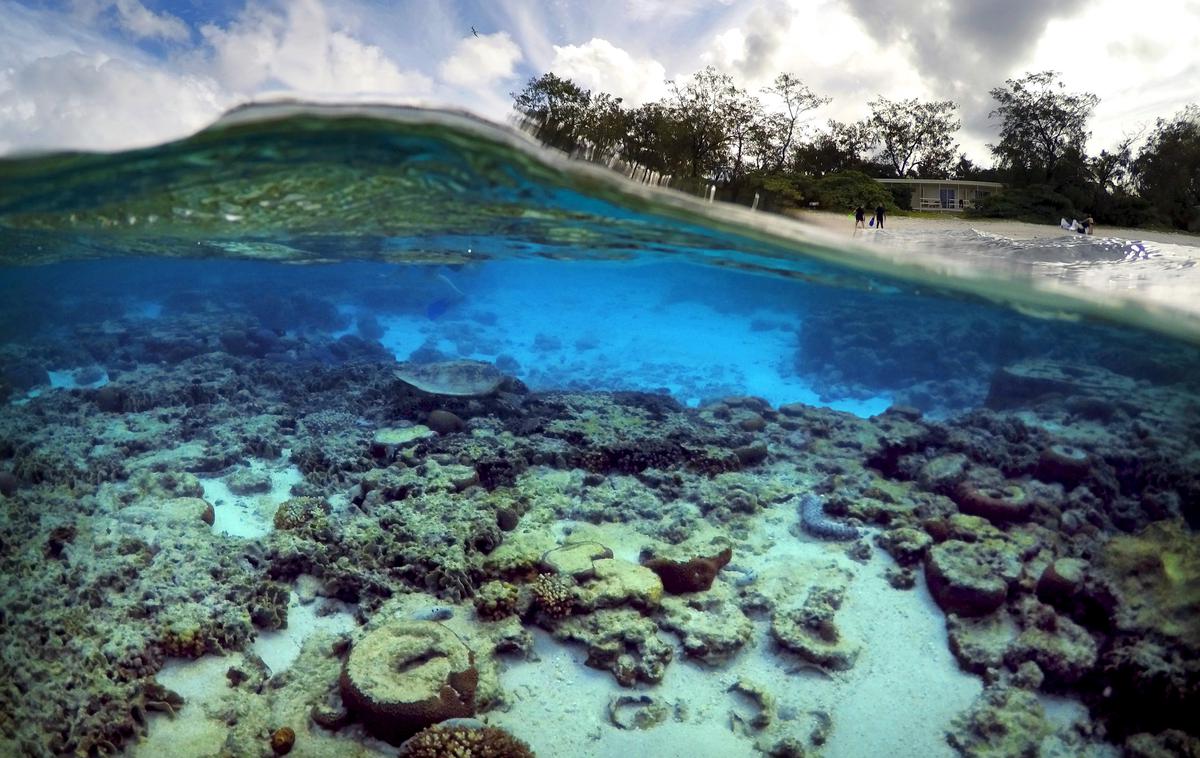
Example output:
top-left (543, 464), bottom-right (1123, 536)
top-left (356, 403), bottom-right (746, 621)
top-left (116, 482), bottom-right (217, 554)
top-left (1095, 519), bottom-right (1200, 646)
top-left (340, 620), bottom-right (478, 744)
top-left (659, 585), bottom-right (753, 665)
top-left (953, 481), bottom-right (1033, 524)
top-left (770, 585), bottom-right (860, 671)
top-left (946, 685), bottom-right (1050, 757)
top-left (579, 558), bottom-right (663, 611)
top-left (876, 526), bottom-right (933, 566)
top-left (273, 496), bottom-right (330, 530)
top-left (541, 541), bottom-right (613, 579)
top-left (946, 612), bottom-right (1018, 677)
top-left (371, 425), bottom-right (436, 455)
top-left (554, 608), bottom-right (673, 686)
top-left (925, 539), bottom-right (1020, 617)
top-left (1004, 599), bottom-right (1098, 686)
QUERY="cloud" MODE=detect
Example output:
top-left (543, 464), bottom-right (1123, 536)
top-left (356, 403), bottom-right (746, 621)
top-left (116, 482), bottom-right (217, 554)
top-left (71, 0), bottom-right (191, 42)
top-left (0, 52), bottom-right (227, 153)
top-left (0, 0), bottom-right (433, 153)
top-left (548, 38), bottom-right (668, 106)
top-left (438, 32), bottom-right (523, 89)
top-left (199, 0), bottom-right (431, 96)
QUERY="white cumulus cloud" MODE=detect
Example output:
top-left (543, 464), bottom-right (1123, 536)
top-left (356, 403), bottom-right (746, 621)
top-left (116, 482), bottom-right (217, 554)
top-left (0, 52), bottom-right (228, 153)
top-left (549, 38), bottom-right (668, 106)
top-left (438, 32), bottom-right (523, 89)
top-left (199, 0), bottom-right (431, 96)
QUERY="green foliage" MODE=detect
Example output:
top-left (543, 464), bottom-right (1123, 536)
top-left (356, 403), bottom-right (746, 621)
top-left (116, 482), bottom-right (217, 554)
top-left (1132, 106), bottom-right (1200, 231)
top-left (756, 173), bottom-right (807, 209)
top-left (791, 119), bottom-right (872, 177)
top-left (806, 171), bottom-right (896, 211)
top-left (966, 185), bottom-right (1075, 223)
top-left (867, 97), bottom-right (960, 177)
top-left (512, 67), bottom-right (1191, 232)
top-left (989, 71), bottom-right (1098, 183)
top-left (1095, 193), bottom-right (1158, 229)
top-left (511, 73), bottom-right (591, 152)
top-left (884, 183), bottom-right (913, 210)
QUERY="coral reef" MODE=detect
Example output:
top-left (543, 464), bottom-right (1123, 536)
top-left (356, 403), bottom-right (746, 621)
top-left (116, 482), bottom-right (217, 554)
top-left (925, 539), bottom-right (1021, 617)
top-left (398, 720), bottom-right (535, 758)
top-left (1, 289), bottom-right (1198, 756)
top-left (529, 573), bottom-right (576, 619)
top-left (641, 545), bottom-right (732, 594)
top-left (340, 620), bottom-right (478, 744)
top-left (553, 609), bottom-right (674, 686)
top-left (771, 585), bottom-right (861, 671)
top-left (474, 580), bottom-right (521, 621)
top-left (946, 685), bottom-right (1050, 757)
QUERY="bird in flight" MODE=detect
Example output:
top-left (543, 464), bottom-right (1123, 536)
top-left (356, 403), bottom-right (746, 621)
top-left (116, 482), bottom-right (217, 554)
top-left (471, 26), bottom-right (479, 37)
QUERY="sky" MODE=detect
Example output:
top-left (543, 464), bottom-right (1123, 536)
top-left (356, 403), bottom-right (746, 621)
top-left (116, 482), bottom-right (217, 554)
top-left (1, 0), bottom-right (1198, 162)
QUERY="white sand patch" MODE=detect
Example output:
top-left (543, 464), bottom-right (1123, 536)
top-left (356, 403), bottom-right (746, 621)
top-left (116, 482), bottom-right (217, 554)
top-left (791, 209), bottom-right (1200, 250)
top-left (493, 504), bottom-right (981, 757)
top-left (203, 462), bottom-right (304, 539)
top-left (253, 593), bottom-right (357, 676)
top-left (135, 656), bottom-right (230, 757)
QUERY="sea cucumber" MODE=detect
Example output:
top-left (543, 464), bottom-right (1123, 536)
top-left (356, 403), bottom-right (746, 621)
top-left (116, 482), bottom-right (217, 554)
top-left (724, 563), bottom-right (759, 587)
top-left (799, 494), bottom-right (860, 541)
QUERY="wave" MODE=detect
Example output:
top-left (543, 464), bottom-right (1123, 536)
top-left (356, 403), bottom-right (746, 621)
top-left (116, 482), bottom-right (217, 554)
top-left (0, 101), bottom-right (1198, 343)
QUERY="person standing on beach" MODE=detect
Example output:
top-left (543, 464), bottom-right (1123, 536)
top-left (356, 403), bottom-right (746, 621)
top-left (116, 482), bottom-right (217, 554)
top-left (874, 204), bottom-right (886, 229)
top-left (854, 205), bottom-right (866, 229)
top-left (1084, 215), bottom-right (1095, 235)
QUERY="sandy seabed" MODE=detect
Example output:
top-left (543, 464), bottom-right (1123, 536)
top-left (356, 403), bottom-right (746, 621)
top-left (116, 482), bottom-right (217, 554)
top-left (790, 210), bottom-right (1200, 250)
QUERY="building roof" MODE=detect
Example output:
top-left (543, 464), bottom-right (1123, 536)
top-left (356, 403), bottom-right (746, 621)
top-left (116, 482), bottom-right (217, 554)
top-left (875, 178), bottom-right (1005, 187)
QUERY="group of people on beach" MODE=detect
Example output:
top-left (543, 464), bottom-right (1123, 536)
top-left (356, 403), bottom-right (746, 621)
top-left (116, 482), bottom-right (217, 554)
top-left (854, 204), bottom-right (885, 230)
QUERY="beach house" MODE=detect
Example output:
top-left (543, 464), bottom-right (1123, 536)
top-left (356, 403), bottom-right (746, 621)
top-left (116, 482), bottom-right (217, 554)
top-left (874, 178), bottom-right (1005, 211)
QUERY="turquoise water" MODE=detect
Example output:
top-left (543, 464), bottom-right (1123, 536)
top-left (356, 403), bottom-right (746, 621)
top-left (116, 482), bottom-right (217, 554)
top-left (1, 105), bottom-right (1198, 757)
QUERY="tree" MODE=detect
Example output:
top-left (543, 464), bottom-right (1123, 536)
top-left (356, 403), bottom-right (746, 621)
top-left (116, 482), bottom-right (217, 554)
top-left (718, 86), bottom-right (765, 186)
top-left (511, 73), bottom-right (592, 151)
top-left (577, 92), bottom-right (629, 156)
top-left (988, 71), bottom-right (1099, 183)
top-left (761, 73), bottom-right (831, 171)
top-left (867, 97), bottom-right (960, 177)
top-left (792, 119), bottom-right (872, 177)
top-left (1132, 105), bottom-right (1200, 230)
top-left (624, 102), bottom-right (675, 174)
top-left (665, 66), bottom-right (741, 178)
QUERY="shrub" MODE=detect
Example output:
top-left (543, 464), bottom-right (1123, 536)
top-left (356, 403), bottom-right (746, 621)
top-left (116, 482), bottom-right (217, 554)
top-left (967, 185), bottom-right (1076, 223)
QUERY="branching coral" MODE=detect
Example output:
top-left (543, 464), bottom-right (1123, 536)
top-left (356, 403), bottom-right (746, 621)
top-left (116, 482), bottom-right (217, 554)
top-left (529, 573), bottom-right (575, 618)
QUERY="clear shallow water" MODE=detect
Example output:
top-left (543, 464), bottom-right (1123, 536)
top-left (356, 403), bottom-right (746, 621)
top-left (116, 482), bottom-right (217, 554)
top-left (1, 105), bottom-right (1198, 758)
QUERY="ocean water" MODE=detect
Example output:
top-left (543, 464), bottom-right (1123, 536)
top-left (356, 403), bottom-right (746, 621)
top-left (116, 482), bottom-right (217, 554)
top-left (1, 105), bottom-right (1198, 757)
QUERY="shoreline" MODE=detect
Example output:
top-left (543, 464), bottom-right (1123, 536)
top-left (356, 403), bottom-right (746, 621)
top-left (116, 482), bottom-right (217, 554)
top-left (787, 209), bottom-right (1200, 249)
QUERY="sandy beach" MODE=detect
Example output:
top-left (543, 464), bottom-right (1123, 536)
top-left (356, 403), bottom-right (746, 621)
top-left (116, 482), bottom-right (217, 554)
top-left (789, 209), bottom-right (1200, 249)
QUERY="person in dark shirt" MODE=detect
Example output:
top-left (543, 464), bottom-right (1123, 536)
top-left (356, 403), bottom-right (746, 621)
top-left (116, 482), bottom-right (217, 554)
top-left (874, 204), bottom-right (886, 229)
top-left (854, 205), bottom-right (866, 229)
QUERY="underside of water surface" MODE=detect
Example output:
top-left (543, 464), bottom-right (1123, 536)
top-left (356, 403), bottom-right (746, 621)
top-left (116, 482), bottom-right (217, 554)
top-left (0, 105), bottom-right (1198, 758)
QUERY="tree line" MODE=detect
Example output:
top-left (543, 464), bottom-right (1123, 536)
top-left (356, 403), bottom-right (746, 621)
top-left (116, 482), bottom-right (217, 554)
top-left (512, 69), bottom-right (1200, 231)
